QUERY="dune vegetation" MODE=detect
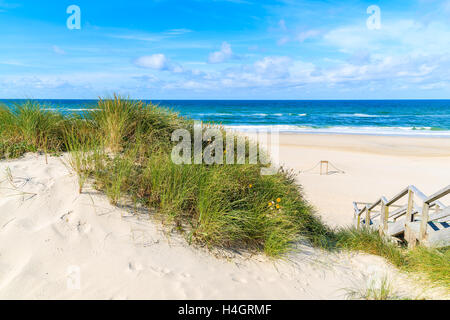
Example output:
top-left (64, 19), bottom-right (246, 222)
top-left (0, 96), bottom-right (448, 292)
top-left (0, 96), bottom-right (333, 257)
top-left (336, 227), bottom-right (450, 291)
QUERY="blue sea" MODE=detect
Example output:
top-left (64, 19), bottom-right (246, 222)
top-left (2, 99), bottom-right (450, 137)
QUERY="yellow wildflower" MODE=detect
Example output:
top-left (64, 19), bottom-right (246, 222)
top-left (276, 198), bottom-right (281, 203)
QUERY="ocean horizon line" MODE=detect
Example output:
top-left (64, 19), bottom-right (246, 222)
top-left (1, 98), bottom-right (450, 102)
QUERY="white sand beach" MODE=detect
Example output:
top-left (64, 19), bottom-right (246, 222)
top-left (0, 135), bottom-right (449, 300)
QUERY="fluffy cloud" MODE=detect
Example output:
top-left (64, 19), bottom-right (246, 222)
top-left (134, 54), bottom-right (170, 70)
top-left (6, 13), bottom-right (449, 99)
top-left (133, 54), bottom-right (185, 73)
top-left (253, 56), bottom-right (292, 77)
top-left (208, 42), bottom-right (233, 63)
top-left (297, 30), bottom-right (320, 42)
top-left (323, 20), bottom-right (450, 56)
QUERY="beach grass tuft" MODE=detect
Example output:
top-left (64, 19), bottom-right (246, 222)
top-left (0, 101), bottom-right (65, 158)
top-left (344, 276), bottom-right (405, 300)
top-left (335, 227), bottom-right (450, 291)
top-left (335, 227), bottom-right (405, 267)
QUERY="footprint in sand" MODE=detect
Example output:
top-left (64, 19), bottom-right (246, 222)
top-left (148, 266), bottom-right (174, 277)
top-left (126, 262), bottom-right (144, 273)
top-left (230, 275), bottom-right (248, 284)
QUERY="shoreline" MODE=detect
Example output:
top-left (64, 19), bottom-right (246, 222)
top-left (227, 126), bottom-right (450, 139)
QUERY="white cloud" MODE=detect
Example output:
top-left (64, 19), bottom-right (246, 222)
top-left (277, 36), bottom-right (289, 46)
top-left (165, 28), bottom-right (192, 35)
top-left (0, 60), bottom-right (28, 67)
top-left (112, 35), bottom-right (161, 42)
top-left (323, 20), bottom-right (450, 55)
top-left (133, 54), bottom-right (186, 74)
top-left (134, 54), bottom-right (170, 70)
top-left (297, 30), bottom-right (320, 42)
top-left (208, 42), bottom-right (233, 63)
top-left (254, 56), bottom-right (292, 75)
top-left (110, 29), bottom-right (192, 42)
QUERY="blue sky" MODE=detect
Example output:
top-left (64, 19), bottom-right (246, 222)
top-left (0, 0), bottom-right (449, 99)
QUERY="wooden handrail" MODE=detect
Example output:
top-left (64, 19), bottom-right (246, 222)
top-left (386, 186), bottom-right (409, 206)
top-left (408, 185), bottom-right (428, 202)
top-left (354, 185), bottom-right (449, 246)
top-left (425, 185), bottom-right (450, 204)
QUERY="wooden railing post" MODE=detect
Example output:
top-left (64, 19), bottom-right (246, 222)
top-left (353, 185), bottom-right (449, 247)
top-left (419, 202), bottom-right (430, 242)
top-left (380, 203), bottom-right (389, 236)
top-left (405, 189), bottom-right (414, 225)
top-left (356, 212), bottom-right (361, 229)
top-left (366, 209), bottom-right (371, 229)
top-left (404, 189), bottom-right (415, 247)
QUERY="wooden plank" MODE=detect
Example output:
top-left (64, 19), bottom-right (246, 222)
top-left (388, 218), bottom-right (406, 237)
top-left (425, 185), bottom-right (450, 204)
top-left (390, 205), bottom-right (408, 220)
top-left (405, 189), bottom-right (414, 226)
top-left (355, 204), bottom-right (367, 229)
top-left (368, 198), bottom-right (382, 211)
top-left (429, 206), bottom-right (450, 222)
top-left (409, 222), bottom-right (450, 248)
top-left (354, 202), bottom-right (373, 206)
top-left (420, 202), bottom-right (430, 241)
top-left (405, 189), bottom-right (415, 247)
top-left (409, 185), bottom-right (428, 202)
top-left (380, 203), bottom-right (389, 236)
top-left (428, 229), bottom-right (450, 247)
top-left (386, 186), bottom-right (409, 206)
top-left (432, 200), bottom-right (446, 210)
top-left (353, 202), bottom-right (360, 228)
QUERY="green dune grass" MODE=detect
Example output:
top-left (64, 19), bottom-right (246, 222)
top-left (0, 96), bottom-right (448, 292)
top-left (0, 96), bottom-right (332, 257)
top-left (336, 228), bottom-right (450, 291)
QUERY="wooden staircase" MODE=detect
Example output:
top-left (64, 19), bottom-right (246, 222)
top-left (353, 185), bottom-right (450, 248)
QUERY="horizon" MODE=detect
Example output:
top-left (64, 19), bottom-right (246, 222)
top-left (1, 98), bottom-right (450, 102)
top-left (0, 0), bottom-right (449, 99)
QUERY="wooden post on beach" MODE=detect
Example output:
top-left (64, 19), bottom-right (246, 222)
top-left (320, 161), bottom-right (329, 175)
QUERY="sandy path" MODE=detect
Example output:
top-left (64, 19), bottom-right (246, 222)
top-left (0, 153), bottom-right (445, 299)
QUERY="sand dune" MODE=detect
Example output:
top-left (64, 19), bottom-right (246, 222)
top-left (0, 138), bottom-right (448, 299)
